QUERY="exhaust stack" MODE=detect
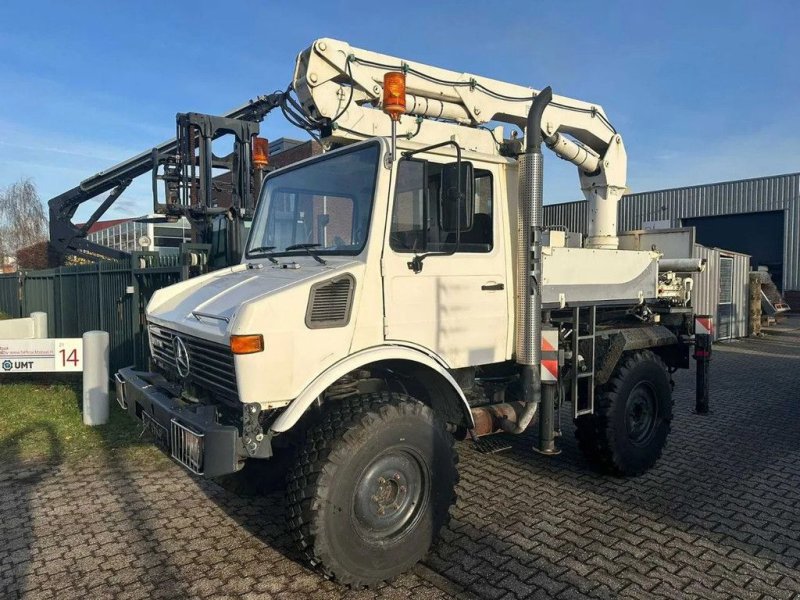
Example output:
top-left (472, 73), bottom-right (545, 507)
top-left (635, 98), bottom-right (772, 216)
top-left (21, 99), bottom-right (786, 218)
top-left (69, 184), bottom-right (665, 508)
top-left (502, 87), bottom-right (552, 435)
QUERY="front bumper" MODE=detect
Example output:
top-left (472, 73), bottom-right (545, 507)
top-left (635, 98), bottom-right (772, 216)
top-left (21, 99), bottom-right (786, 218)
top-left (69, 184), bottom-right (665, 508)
top-left (115, 366), bottom-right (243, 477)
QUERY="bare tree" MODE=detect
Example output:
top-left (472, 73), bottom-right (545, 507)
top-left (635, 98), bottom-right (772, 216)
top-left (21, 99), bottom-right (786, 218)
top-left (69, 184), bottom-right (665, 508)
top-left (0, 179), bottom-right (48, 269)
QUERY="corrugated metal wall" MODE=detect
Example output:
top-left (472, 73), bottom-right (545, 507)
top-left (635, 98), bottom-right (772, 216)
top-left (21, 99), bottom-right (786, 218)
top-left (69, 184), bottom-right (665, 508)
top-left (692, 245), bottom-right (750, 341)
top-left (544, 173), bottom-right (800, 290)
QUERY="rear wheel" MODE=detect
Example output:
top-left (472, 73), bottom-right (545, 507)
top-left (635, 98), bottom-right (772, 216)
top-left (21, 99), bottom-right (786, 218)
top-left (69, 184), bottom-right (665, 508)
top-left (575, 350), bottom-right (673, 476)
top-left (286, 392), bottom-right (458, 587)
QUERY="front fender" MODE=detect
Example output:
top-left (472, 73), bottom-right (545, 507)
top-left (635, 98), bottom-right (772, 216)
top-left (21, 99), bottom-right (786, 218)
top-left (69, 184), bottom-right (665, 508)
top-left (268, 344), bottom-right (473, 433)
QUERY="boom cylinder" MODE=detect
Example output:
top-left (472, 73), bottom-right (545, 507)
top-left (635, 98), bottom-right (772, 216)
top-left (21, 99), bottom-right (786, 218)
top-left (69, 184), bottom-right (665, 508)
top-left (545, 133), bottom-right (601, 174)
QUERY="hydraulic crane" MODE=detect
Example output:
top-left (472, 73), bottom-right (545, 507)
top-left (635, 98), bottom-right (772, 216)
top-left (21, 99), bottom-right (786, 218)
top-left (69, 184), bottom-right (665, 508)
top-left (47, 92), bottom-right (286, 265)
top-left (293, 38), bottom-right (627, 250)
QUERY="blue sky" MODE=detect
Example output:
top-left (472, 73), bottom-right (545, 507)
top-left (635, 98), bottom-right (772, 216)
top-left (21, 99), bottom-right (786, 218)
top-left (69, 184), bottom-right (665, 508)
top-left (1, 1), bottom-right (798, 221)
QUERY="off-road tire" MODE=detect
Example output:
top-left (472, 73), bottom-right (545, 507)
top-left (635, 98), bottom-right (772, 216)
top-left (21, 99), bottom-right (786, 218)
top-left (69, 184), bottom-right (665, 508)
top-left (286, 392), bottom-right (458, 587)
top-left (574, 350), bottom-right (673, 476)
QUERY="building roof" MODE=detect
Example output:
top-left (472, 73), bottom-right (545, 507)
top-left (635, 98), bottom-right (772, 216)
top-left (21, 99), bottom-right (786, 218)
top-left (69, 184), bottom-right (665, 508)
top-left (80, 218), bottom-right (132, 234)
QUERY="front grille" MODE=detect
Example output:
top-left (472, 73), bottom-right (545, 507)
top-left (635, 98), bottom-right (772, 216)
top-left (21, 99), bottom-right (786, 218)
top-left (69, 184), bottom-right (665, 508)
top-left (149, 324), bottom-right (238, 401)
top-left (171, 419), bottom-right (204, 475)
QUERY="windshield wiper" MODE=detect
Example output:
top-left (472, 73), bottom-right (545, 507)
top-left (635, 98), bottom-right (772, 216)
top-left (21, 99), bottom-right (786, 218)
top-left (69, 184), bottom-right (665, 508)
top-left (248, 246), bottom-right (279, 264)
top-left (285, 243), bottom-right (327, 265)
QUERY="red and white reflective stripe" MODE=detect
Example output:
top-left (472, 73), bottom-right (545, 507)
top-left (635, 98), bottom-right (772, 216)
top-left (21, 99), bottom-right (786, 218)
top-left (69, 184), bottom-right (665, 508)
top-left (540, 330), bottom-right (559, 382)
top-left (695, 316), bottom-right (713, 336)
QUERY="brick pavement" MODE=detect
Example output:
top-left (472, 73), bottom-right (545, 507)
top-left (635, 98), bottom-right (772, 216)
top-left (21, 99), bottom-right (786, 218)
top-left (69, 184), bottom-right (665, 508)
top-left (2, 321), bottom-right (800, 599)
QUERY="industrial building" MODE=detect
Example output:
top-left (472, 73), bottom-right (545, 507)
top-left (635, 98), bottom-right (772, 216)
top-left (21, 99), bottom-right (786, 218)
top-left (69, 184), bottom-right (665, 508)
top-left (544, 172), bottom-right (800, 307)
top-left (85, 216), bottom-right (192, 254)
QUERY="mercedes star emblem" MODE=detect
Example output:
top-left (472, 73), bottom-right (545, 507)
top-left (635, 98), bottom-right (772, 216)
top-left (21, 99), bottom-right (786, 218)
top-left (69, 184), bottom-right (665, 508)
top-left (173, 336), bottom-right (190, 378)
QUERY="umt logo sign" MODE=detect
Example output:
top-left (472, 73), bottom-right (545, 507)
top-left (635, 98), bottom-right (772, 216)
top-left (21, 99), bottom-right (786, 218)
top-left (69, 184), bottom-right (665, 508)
top-left (0, 338), bottom-right (82, 373)
top-left (2, 359), bottom-right (34, 371)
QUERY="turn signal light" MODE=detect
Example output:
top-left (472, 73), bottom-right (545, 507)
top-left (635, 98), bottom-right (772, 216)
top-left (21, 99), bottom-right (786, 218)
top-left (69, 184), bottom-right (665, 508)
top-left (230, 334), bottom-right (264, 355)
top-left (382, 71), bottom-right (406, 121)
top-left (252, 136), bottom-right (269, 167)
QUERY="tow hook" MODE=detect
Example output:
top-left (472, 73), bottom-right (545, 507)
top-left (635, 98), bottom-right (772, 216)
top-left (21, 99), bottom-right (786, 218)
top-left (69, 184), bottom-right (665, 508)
top-left (242, 403), bottom-right (267, 457)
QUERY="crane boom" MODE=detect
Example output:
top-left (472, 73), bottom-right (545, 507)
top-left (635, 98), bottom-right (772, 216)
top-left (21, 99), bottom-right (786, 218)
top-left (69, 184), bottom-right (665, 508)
top-left (48, 92), bottom-right (285, 262)
top-left (292, 38), bottom-right (627, 249)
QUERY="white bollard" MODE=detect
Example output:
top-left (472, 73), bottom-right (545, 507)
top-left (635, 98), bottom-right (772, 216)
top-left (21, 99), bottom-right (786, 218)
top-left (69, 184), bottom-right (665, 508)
top-left (83, 330), bottom-right (110, 426)
top-left (31, 312), bottom-right (48, 339)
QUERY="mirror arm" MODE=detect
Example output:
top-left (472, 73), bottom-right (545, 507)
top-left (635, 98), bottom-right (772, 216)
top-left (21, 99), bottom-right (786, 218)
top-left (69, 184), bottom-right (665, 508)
top-left (402, 141), bottom-right (465, 274)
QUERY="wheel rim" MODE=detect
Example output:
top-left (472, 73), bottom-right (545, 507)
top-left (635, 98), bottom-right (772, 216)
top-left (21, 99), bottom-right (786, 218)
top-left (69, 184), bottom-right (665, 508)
top-left (625, 381), bottom-right (659, 446)
top-left (352, 447), bottom-right (429, 542)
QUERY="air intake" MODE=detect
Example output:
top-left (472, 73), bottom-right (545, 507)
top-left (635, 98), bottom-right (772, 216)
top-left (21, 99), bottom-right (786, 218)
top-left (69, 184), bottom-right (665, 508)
top-left (305, 274), bottom-right (356, 329)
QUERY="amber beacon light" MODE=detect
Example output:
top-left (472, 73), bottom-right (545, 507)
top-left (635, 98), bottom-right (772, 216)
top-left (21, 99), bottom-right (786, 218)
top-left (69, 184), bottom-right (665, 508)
top-left (230, 334), bottom-right (264, 355)
top-left (382, 71), bottom-right (406, 121)
top-left (252, 137), bottom-right (269, 168)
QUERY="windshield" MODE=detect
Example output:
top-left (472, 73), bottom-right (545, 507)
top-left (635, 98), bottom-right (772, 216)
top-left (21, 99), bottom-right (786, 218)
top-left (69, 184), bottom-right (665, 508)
top-left (246, 143), bottom-right (380, 258)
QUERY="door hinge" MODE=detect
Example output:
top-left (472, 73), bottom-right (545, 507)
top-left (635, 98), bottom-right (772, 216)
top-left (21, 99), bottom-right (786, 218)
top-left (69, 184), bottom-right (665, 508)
top-left (383, 315), bottom-right (389, 337)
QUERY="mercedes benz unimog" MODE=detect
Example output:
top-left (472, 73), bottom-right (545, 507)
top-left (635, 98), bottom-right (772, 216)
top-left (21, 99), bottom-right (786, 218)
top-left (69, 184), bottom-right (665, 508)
top-left (115, 38), bottom-right (702, 586)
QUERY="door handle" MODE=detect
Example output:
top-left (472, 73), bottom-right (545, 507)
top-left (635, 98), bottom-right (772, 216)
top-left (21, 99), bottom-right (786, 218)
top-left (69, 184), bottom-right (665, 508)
top-left (481, 282), bottom-right (504, 291)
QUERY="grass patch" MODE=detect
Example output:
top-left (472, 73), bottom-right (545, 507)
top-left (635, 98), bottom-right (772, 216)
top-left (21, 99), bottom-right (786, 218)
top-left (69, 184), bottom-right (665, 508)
top-left (0, 375), bottom-right (166, 466)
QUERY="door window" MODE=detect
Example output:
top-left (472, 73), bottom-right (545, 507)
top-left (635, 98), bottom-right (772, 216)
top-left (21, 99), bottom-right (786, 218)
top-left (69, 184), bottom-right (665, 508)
top-left (390, 159), bottom-right (493, 254)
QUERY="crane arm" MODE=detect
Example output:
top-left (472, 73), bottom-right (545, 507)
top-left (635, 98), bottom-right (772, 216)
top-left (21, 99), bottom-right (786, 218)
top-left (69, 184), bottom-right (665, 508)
top-left (292, 38), bottom-right (626, 249)
top-left (48, 92), bottom-right (286, 262)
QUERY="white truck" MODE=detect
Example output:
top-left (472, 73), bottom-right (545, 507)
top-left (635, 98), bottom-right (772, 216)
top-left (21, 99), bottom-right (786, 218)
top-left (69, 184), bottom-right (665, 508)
top-left (115, 39), bottom-right (701, 586)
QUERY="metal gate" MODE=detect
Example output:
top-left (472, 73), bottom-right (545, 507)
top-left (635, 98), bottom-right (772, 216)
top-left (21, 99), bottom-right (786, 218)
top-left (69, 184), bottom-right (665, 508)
top-left (717, 255), bottom-right (734, 340)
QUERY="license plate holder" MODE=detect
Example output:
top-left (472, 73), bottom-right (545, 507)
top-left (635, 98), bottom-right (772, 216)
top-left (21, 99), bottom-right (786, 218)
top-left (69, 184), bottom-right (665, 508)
top-left (141, 411), bottom-right (170, 453)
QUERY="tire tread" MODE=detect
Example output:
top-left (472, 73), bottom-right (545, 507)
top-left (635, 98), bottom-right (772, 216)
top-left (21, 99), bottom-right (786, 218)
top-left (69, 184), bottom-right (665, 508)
top-left (574, 350), bottom-right (672, 476)
top-left (285, 392), bottom-right (458, 586)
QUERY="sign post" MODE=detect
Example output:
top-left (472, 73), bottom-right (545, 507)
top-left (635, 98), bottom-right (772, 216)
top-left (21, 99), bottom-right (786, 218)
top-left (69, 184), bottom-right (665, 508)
top-left (694, 315), bottom-right (713, 414)
top-left (82, 331), bottom-right (110, 426)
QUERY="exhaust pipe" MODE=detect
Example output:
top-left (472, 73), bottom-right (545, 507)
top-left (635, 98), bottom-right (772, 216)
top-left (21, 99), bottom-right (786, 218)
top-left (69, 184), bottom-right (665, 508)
top-left (658, 257), bottom-right (707, 273)
top-left (501, 87), bottom-right (552, 434)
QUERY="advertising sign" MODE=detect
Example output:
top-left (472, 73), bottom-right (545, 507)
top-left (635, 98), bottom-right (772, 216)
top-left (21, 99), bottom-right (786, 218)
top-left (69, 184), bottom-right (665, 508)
top-left (0, 338), bottom-right (84, 373)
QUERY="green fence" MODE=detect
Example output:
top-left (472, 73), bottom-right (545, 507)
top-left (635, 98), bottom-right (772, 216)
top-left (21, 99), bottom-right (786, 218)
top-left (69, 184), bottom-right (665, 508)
top-left (0, 274), bottom-right (21, 318)
top-left (0, 254), bottom-right (184, 373)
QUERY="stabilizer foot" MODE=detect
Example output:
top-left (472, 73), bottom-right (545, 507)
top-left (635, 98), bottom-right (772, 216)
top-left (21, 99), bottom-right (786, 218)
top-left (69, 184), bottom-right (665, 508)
top-left (532, 444), bottom-right (561, 456)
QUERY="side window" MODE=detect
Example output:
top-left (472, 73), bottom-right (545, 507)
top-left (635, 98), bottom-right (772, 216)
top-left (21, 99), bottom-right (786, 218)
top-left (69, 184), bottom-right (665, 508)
top-left (390, 160), bottom-right (426, 252)
top-left (390, 160), bottom-right (493, 254)
top-left (471, 170), bottom-right (493, 251)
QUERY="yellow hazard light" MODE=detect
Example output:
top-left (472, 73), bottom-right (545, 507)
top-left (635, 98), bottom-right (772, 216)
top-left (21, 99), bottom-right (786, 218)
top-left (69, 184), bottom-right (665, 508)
top-left (230, 334), bottom-right (264, 355)
top-left (252, 137), bottom-right (269, 167)
top-left (382, 71), bottom-right (406, 121)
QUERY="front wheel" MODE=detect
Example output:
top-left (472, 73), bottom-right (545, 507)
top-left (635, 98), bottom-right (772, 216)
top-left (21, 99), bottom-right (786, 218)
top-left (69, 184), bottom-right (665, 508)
top-left (286, 392), bottom-right (458, 587)
top-left (574, 350), bottom-right (673, 476)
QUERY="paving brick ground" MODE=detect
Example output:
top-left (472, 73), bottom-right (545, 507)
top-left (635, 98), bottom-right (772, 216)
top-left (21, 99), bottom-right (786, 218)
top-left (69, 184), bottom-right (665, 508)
top-left (2, 319), bottom-right (800, 599)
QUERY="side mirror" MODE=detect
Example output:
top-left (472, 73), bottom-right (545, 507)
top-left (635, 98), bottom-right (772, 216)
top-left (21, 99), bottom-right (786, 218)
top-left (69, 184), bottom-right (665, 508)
top-left (439, 161), bottom-right (474, 232)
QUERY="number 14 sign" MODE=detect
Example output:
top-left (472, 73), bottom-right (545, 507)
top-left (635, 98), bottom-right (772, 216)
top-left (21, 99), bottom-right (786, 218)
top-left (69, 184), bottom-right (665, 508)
top-left (0, 338), bottom-right (84, 373)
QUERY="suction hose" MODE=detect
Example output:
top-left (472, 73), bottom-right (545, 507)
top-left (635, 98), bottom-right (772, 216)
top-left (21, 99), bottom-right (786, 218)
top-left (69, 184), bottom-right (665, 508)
top-left (501, 87), bottom-right (552, 434)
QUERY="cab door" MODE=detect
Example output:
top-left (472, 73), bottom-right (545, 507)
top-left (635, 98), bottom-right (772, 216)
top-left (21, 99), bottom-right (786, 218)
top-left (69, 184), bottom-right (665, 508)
top-left (381, 158), bottom-right (508, 368)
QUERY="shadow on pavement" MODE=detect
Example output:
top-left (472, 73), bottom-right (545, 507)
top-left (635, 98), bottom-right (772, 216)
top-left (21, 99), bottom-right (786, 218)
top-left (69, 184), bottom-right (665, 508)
top-left (0, 422), bottom-right (63, 599)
